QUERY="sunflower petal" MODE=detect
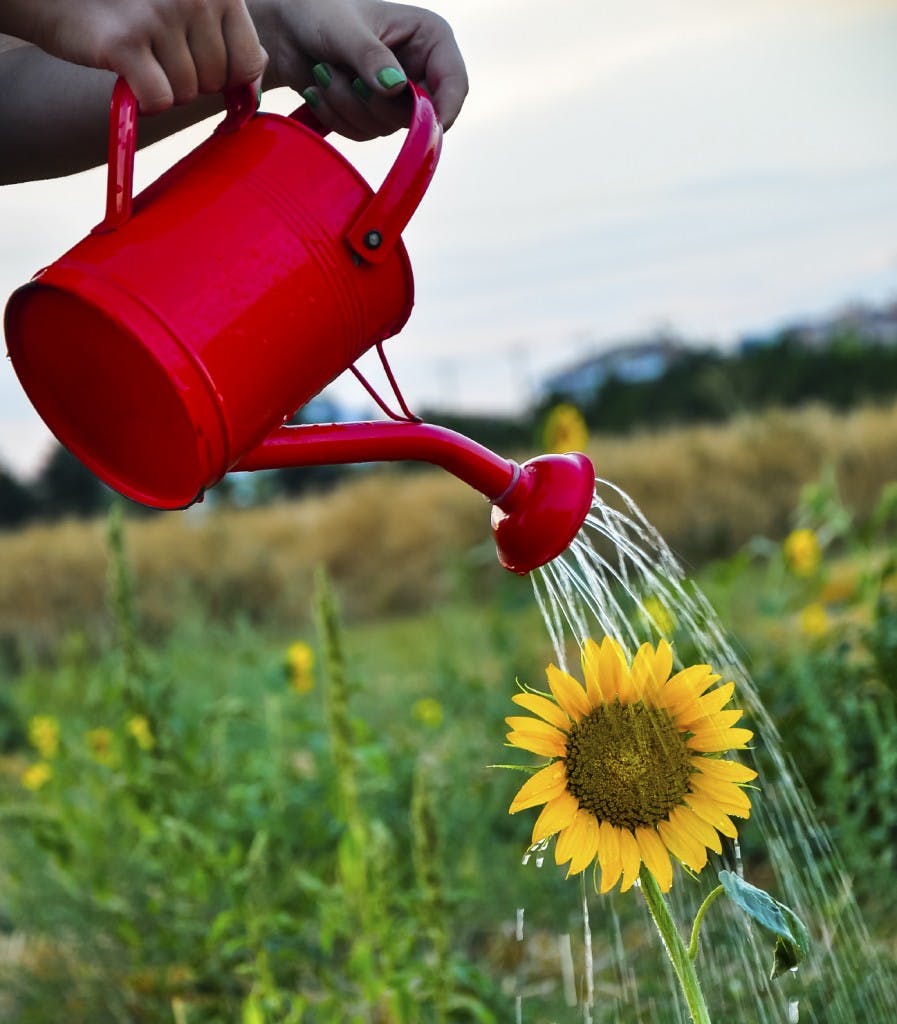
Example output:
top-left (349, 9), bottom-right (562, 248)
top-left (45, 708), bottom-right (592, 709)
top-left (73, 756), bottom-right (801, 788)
top-left (660, 666), bottom-right (720, 711)
top-left (669, 804), bottom-right (722, 855)
top-left (597, 636), bottom-right (627, 702)
top-left (692, 757), bottom-right (757, 784)
top-left (631, 640), bottom-right (672, 700)
top-left (597, 820), bottom-right (623, 893)
top-left (689, 774), bottom-right (753, 817)
top-left (567, 812), bottom-right (601, 876)
top-left (580, 639), bottom-right (604, 706)
top-left (675, 682), bottom-right (736, 728)
top-left (684, 794), bottom-right (738, 838)
top-left (618, 828), bottom-right (642, 891)
top-left (657, 817), bottom-right (708, 873)
top-left (555, 808), bottom-right (592, 869)
top-left (506, 731), bottom-right (567, 758)
top-left (532, 790), bottom-right (580, 843)
top-left (624, 643), bottom-right (653, 702)
top-left (636, 826), bottom-right (673, 892)
top-left (546, 665), bottom-right (591, 721)
top-left (509, 762), bottom-right (568, 813)
top-left (511, 692), bottom-right (572, 731)
top-left (687, 727), bottom-right (753, 753)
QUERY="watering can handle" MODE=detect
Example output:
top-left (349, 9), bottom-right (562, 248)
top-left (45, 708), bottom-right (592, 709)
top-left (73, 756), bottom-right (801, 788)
top-left (287, 83), bottom-right (441, 265)
top-left (94, 79), bottom-right (442, 257)
top-left (341, 83), bottom-right (442, 265)
top-left (94, 78), bottom-right (260, 233)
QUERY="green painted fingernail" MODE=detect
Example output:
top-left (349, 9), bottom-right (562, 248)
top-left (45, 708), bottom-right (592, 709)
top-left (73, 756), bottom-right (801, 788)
top-left (312, 63), bottom-right (332, 88)
top-left (376, 66), bottom-right (406, 89)
top-left (301, 87), bottom-right (320, 109)
top-left (351, 77), bottom-right (372, 101)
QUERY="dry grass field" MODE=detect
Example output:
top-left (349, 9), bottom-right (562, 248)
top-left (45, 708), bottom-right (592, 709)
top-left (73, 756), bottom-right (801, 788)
top-left (2, 400), bottom-right (896, 661)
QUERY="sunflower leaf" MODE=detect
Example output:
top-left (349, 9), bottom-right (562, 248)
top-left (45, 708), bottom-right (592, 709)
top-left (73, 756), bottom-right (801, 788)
top-left (718, 870), bottom-right (810, 980)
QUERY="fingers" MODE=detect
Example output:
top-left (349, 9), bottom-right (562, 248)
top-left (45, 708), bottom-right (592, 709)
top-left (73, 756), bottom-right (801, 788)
top-left (117, 48), bottom-right (176, 114)
top-left (413, 18), bottom-right (468, 129)
top-left (151, 33), bottom-right (199, 105)
top-left (186, 7), bottom-right (229, 94)
top-left (220, 1), bottom-right (267, 88)
top-left (305, 3), bottom-right (468, 135)
top-left (115, 0), bottom-right (266, 113)
top-left (301, 63), bottom-right (406, 141)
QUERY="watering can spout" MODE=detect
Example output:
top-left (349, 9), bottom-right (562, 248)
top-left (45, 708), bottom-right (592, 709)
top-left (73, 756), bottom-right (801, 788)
top-left (234, 422), bottom-right (595, 574)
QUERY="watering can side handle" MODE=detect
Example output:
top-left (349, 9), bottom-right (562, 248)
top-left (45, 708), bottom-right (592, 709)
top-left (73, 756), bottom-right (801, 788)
top-left (92, 79), bottom-right (258, 234)
top-left (343, 83), bottom-right (443, 266)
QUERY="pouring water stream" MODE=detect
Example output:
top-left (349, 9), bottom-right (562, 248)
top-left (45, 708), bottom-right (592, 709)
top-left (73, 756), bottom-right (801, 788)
top-left (514, 478), bottom-right (894, 1022)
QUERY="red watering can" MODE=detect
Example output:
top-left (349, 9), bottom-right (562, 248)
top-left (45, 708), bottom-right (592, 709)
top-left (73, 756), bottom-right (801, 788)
top-left (4, 79), bottom-right (594, 574)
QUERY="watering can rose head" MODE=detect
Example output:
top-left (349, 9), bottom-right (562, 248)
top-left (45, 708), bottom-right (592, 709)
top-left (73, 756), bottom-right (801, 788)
top-left (506, 637), bottom-right (756, 892)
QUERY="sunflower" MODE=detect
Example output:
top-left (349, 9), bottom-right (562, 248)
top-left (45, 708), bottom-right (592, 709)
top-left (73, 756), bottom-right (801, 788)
top-left (506, 637), bottom-right (755, 893)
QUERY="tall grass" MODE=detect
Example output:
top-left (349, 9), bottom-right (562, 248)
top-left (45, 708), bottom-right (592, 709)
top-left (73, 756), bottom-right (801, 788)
top-left (2, 401), bottom-right (896, 664)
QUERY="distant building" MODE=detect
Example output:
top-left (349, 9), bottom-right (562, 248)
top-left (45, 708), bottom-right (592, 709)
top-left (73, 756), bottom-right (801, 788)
top-left (538, 335), bottom-right (686, 405)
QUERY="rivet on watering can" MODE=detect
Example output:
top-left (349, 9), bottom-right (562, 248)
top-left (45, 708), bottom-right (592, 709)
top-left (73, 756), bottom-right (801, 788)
top-left (364, 230), bottom-right (382, 249)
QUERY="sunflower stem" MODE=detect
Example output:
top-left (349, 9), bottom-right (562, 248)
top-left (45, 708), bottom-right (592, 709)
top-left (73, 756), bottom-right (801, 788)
top-left (688, 885), bottom-right (725, 961)
top-left (639, 867), bottom-right (712, 1024)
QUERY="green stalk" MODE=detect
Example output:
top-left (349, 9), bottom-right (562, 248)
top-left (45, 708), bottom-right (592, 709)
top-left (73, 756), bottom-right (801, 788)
top-left (639, 867), bottom-right (712, 1024)
top-left (688, 885), bottom-right (724, 961)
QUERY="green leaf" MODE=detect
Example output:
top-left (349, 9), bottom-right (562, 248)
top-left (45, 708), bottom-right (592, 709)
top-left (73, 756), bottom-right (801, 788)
top-left (718, 871), bottom-right (810, 979)
top-left (772, 903), bottom-right (811, 979)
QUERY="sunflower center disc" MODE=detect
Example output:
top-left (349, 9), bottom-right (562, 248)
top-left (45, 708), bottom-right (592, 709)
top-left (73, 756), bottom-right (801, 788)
top-left (564, 701), bottom-right (692, 831)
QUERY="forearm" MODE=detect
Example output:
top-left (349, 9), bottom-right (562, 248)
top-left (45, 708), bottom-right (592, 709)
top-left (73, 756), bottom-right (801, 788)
top-left (0, 42), bottom-right (223, 184)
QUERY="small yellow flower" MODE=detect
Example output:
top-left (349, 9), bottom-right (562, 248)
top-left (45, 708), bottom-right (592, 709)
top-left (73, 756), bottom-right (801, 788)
top-left (86, 727), bottom-right (115, 765)
top-left (126, 715), bottom-right (155, 751)
top-left (641, 596), bottom-right (676, 637)
top-left (285, 641), bottom-right (315, 694)
top-left (543, 404), bottom-right (589, 454)
top-left (22, 762), bottom-right (53, 791)
top-left (412, 698), bottom-right (444, 730)
top-left (27, 715), bottom-right (60, 760)
top-left (799, 603), bottom-right (830, 639)
top-left (783, 529), bottom-right (821, 578)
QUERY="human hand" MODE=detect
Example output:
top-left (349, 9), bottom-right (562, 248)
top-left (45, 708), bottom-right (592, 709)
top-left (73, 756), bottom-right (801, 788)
top-left (250, 0), bottom-right (468, 139)
top-left (0, 0), bottom-right (267, 113)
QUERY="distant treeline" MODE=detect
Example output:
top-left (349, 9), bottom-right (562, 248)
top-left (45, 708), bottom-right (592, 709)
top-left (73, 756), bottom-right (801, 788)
top-left (2, 329), bottom-right (896, 529)
top-left (571, 330), bottom-right (897, 434)
top-left (436, 329), bottom-right (897, 454)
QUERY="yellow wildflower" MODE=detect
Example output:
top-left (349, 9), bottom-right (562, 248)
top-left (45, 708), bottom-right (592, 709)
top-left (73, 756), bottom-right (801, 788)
top-left (641, 596), bottom-right (676, 637)
top-left (799, 603), bottom-right (830, 639)
top-left (285, 641), bottom-right (315, 694)
top-left (86, 727), bottom-right (115, 765)
top-left (412, 698), bottom-right (444, 730)
top-left (27, 715), bottom-right (60, 760)
top-left (22, 762), bottom-right (53, 791)
top-left (543, 404), bottom-right (589, 454)
top-left (783, 529), bottom-right (821, 578)
top-left (126, 715), bottom-right (156, 751)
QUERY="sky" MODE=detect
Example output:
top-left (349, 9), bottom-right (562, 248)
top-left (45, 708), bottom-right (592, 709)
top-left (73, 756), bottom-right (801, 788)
top-left (1, 0), bottom-right (896, 477)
